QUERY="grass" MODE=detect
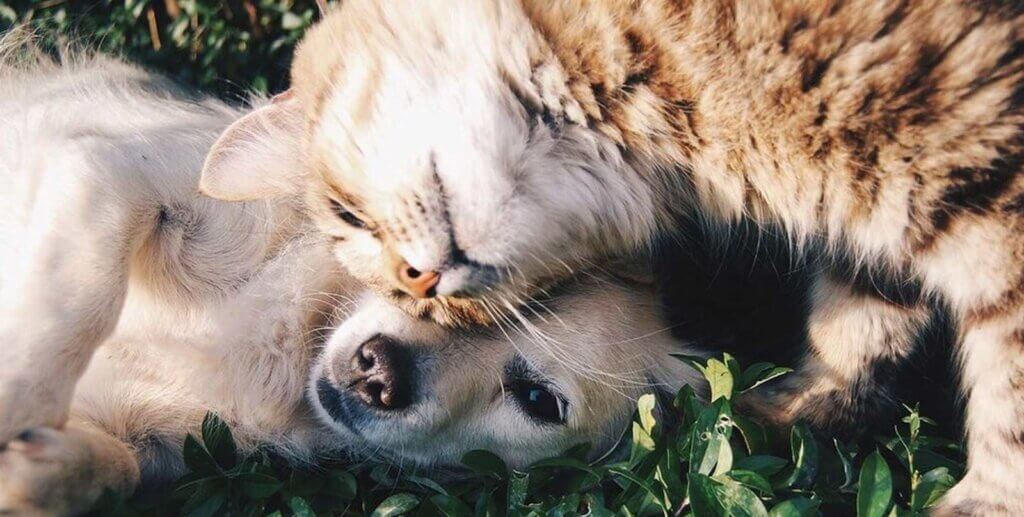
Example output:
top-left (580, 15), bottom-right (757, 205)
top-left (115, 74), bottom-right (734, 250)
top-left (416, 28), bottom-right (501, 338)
top-left (93, 355), bottom-right (965, 516)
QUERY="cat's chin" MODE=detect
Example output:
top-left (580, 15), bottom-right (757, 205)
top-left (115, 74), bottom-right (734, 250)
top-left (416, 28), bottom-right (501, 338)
top-left (383, 290), bottom-right (495, 327)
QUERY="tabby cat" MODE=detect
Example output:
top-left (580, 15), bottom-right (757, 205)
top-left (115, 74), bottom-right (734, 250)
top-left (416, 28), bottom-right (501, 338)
top-left (202, 1), bottom-right (1024, 513)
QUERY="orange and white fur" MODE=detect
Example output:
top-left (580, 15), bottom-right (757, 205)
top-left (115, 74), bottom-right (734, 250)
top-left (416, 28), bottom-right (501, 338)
top-left (198, 1), bottom-right (1024, 514)
top-left (0, 39), bottom-right (699, 515)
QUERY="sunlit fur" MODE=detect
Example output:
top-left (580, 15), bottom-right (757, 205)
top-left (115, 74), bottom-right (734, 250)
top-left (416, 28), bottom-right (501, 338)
top-left (0, 42), bottom-right (700, 514)
top-left (310, 278), bottom-right (696, 469)
top-left (285, 1), bottom-right (1024, 513)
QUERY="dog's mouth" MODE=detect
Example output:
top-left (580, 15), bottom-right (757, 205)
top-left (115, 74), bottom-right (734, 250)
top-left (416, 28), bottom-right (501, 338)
top-left (314, 377), bottom-right (368, 438)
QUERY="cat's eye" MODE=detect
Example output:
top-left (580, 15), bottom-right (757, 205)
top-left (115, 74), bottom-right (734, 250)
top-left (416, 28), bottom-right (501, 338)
top-left (508, 379), bottom-right (566, 424)
top-left (329, 199), bottom-right (368, 229)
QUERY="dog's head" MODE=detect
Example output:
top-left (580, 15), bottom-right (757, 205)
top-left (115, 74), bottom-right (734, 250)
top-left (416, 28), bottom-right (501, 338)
top-left (309, 276), bottom-right (700, 469)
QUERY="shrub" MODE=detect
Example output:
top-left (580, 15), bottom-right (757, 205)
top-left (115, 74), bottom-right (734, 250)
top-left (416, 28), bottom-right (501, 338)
top-left (96, 355), bottom-right (965, 516)
top-left (0, 0), bottom-right (320, 97)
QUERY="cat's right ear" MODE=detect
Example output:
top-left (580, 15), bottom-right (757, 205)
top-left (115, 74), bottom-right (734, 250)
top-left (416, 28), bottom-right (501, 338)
top-left (200, 91), bottom-right (305, 201)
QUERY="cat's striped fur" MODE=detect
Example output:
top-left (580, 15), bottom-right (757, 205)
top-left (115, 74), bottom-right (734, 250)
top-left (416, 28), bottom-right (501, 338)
top-left (201, 1), bottom-right (1024, 513)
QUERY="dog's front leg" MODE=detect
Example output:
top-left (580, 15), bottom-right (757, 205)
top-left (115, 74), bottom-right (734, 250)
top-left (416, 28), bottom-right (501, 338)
top-left (0, 421), bottom-right (139, 516)
top-left (0, 144), bottom-right (149, 443)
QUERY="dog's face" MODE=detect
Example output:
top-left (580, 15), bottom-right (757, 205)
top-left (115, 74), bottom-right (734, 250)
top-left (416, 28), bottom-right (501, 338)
top-left (309, 278), bottom-right (698, 469)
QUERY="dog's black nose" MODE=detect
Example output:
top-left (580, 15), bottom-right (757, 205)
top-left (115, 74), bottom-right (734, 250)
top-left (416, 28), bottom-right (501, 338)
top-left (348, 335), bottom-right (413, 410)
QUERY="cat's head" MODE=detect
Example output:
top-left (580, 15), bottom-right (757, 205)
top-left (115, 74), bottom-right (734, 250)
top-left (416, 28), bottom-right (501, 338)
top-left (309, 275), bottom-right (699, 469)
top-left (200, 0), bottom-right (661, 326)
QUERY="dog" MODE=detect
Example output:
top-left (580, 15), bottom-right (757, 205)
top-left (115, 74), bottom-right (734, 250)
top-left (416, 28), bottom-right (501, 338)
top-left (0, 38), bottom-right (700, 515)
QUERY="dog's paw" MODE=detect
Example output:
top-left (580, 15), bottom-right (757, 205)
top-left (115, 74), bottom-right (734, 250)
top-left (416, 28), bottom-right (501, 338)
top-left (0, 428), bottom-right (100, 516)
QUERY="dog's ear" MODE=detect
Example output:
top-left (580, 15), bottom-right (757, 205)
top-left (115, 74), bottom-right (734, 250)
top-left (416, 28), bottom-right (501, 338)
top-left (200, 91), bottom-right (305, 201)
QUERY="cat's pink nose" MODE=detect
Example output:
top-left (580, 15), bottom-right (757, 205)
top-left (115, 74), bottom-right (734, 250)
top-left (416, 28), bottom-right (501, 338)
top-left (396, 262), bottom-right (439, 299)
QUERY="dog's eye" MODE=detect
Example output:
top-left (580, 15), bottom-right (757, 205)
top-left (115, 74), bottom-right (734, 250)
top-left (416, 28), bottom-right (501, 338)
top-left (329, 199), bottom-right (368, 229)
top-left (508, 379), bottom-right (566, 425)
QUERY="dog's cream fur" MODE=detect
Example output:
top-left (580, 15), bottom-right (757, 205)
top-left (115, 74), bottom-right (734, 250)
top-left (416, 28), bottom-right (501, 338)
top-left (0, 40), bottom-right (700, 515)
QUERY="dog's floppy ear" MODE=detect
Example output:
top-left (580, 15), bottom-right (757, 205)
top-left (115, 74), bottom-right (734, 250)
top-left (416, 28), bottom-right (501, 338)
top-left (200, 91), bottom-right (305, 201)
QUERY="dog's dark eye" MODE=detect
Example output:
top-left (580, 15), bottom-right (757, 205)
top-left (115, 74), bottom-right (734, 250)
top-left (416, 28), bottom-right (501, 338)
top-left (508, 379), bottom-right (566, 425)
top-left (329, 199), bottom-right (368, 229)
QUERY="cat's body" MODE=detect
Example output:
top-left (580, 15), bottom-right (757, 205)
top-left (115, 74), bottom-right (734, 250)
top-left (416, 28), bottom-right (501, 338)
top-left (200, 1), bottom-right (1024, 513)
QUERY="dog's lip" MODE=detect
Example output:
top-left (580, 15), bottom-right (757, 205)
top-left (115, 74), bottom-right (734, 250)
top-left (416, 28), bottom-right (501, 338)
top-left (315, 377), bottom-right (366, 438)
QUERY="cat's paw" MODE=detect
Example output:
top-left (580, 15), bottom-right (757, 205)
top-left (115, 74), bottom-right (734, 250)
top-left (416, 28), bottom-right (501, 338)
top-left (932, 479), bottom-right (1022, 516)
top-left (0, 428), bottom-right (102, 516)
top-left (733, 388), bottom-right (798, 428)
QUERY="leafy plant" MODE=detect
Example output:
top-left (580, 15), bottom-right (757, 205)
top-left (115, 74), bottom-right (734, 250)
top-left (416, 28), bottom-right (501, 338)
top-left (92, 354), bottom-right (965, 516)
top-left (1, 0), bottom-right (322, 97)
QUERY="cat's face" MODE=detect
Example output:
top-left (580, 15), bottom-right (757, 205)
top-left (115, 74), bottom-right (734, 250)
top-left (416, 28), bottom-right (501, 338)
top-left (301, 76), bottom-right (643, 325)
top-left (200, 2), bottom-right (660, 326)
top-left (309, 278), bottom-right (696, 469)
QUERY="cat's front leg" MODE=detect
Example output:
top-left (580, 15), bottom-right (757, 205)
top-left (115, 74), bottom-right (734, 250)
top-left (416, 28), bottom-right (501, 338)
top-left (932, 307), bottom-right (1024, 516)
top-left (0, 144), bottom-right (145, 443)
top-left (738, 273), bottom-right (930, 436)
top-left (0, 423), bottom-right (139, 516)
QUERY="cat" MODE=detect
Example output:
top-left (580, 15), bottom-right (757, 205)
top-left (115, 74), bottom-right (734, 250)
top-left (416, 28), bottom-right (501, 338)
top-left (200, 1), bottom-right (1024, 513)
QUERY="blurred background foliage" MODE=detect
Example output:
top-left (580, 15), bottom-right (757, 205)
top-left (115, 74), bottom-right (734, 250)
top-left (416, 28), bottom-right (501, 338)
top-left (0, 0), bottom-right (323, 98)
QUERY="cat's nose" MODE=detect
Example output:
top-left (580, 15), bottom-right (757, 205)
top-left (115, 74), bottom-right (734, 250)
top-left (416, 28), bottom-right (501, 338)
top-left (348, 335), bottom-right (412, 410)
top-left (396, 261), bottom-right (439, 299)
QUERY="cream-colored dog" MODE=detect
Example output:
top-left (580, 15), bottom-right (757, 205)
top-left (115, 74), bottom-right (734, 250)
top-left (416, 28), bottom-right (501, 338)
top-left (0, 39), bottom-right (699, 515)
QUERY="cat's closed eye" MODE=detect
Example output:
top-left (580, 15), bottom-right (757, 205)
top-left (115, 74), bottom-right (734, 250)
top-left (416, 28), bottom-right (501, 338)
top-left (329, 198), bottom-right (368, 229)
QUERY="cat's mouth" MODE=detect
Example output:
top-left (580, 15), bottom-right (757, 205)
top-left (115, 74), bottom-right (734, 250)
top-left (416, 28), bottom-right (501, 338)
top-left (383, 271), bottom-right (580, 328)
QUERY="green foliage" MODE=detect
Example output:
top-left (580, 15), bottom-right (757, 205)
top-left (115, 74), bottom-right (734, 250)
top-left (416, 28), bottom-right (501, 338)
top-left (1, 0), bottom-right (321, 97)
top-left (91, 355), bottom-right (965, 516)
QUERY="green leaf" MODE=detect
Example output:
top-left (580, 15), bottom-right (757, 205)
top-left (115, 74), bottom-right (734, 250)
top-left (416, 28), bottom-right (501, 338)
top-left (910, 467), bottom-right (955, 511)
top-left (688, 473), bottom-right (768, 517)
top-left (740, 367), bottom-right (793, 394)
top-left (725, 469), bottom-right (774, 497)
top-left (768, 497), bottom-right (820, 517)
top-left (529, 456), bottom-right (599, 477)
top-left (705, 358), bottom-right (736, 401)
top-left (201, 413), bottom-right (237, 470)
top-left (371, 493), bottom-right (420, 517)
top-left (688, 472), bottom-right (727, 516)
top-left (608, 466), bottom-right (667, 514)
top-left (507, 471), bottom-right (529, 509)
top-left (834, 439), bottom-right (858, 492)
top-left (428, 494), bottom-right (473, 517)
top-left (288, 496), bottom-right (317, 517)
top-left (780, 424), bottom-right (819, 489)
top-left (689, 398), bottom-right (733, 475)
top-left (657, 444), bottom-right (686, 503)
top-left (324, 470), bottom-right (359, 500)
top-left (234, 472), bottom-right (282, 499)
top-left (735, 455), bottom-right (788, 477)
top-left (857, 450), bottom-right (893, 517)
top-left (182, 434), bottom-right (220, 475)
top-left (670, 353), bottom-right (706, 376)
top-left (406, 474), bottom-right (449, 496)
top-left (0, 4), bottom-right (16, 22)
top-left (733, 413), bottom-right (770, 455)
top-left (630, 421), bottom-right (657, 466)
top-left (461, 450), bottom-right (508, 480)
top-left (638, 393), bottom-right (658, 434)
top-left (739, 362), bottom-right (776, 389)
top-left (181, 478), bottom-right (228, 517)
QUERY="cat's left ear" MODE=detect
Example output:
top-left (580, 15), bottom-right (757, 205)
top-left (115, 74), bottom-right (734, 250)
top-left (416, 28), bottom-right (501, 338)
top-left (200, 91), bottom-right (305, 201)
